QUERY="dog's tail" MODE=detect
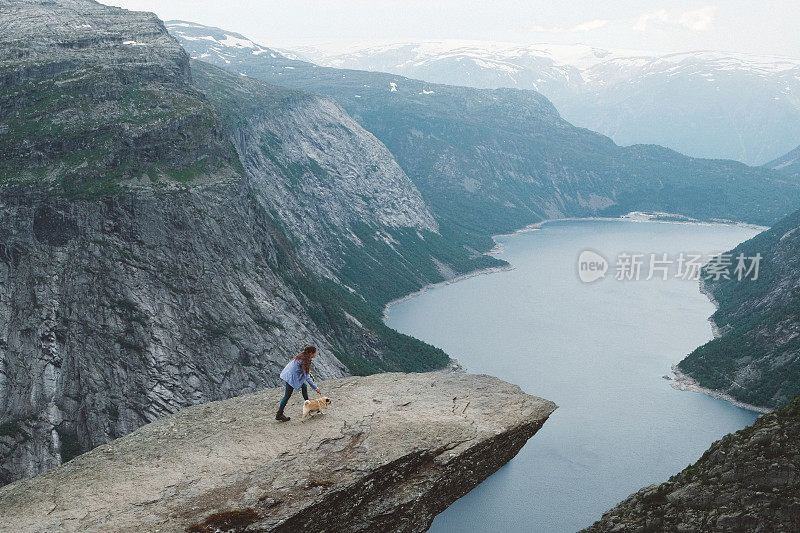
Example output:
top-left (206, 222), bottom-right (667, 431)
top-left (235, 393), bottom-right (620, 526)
top-left (304, 400), bottom-right (311, 405)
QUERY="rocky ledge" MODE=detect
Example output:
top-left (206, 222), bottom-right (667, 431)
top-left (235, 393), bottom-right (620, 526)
top-left (0, 372), bottom-right (555, 532)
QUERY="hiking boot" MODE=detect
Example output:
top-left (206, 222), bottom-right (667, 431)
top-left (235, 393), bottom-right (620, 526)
top-left (276, 411), bottom-right (290, 422)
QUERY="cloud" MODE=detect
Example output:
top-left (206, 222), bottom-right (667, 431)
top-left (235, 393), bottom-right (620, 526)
top-left (572, 19), bottom-right (610, 32)
top-left (634, 5), bottom-right (717, 32)
top-left (523, 5), bottom-right (716, 35)
top-left (679, 5), bottom-right (716, 31)
top-left (527, 19), bottom-right (609, 34)
top-left (632, 9), bottom-right (669, 32)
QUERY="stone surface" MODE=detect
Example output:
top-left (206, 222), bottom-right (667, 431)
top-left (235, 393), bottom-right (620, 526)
top-left (585, 396), bottom-right (800, 532)
top-left (0, 372), bottom-right (556, 533)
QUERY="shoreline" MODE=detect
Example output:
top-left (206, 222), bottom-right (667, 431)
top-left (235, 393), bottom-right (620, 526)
top-left (524, 214), bottom-right (767, 232)
top-left (381, 263), bottom-right (514, 321)
top-left (698, 278), bottom-right (724, 338)
top-left (383, 213), bottom-right (767, 321)
top-left (384, 212), bottom-right (773, 415)
top-left (670, 364), bottom-right (772, 414)
top-left (667, 276), bottom-right (771, 413)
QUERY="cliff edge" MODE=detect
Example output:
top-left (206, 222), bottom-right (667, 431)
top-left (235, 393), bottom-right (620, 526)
top-left (0, 372), bottom-right (556, 532)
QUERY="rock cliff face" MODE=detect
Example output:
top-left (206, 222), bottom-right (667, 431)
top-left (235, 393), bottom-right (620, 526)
top-left (585, 397), bottom-right (800, 532)
top-left (0, 373), bottom-right (557, 533)
top-left (190, 61), bottom-right (503, 308)
top-left (0, 183), bottom-right (350, 484)
top-left (190, 61), bottom-right (450, 289)
top-left (678, 208), bottom-right (800, 410)
top-left (0, 0), bottom-right (464, 485)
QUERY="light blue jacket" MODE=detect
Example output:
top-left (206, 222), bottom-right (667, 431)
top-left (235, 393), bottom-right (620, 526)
top-left (279, 358), bottom-right (318, 390)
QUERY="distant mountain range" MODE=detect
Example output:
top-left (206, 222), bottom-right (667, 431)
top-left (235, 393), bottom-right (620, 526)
top-left (167, 21), bottom-right (800, 231)
top-left (767, 144), bottom-right (800, 180)
top-left (294, 41), bottom-right (800, 165)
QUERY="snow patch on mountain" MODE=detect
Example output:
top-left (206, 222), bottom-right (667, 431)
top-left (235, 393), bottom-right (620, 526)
top-left (295, 40), bottom-right (800, 164)
top-left (304, 41), bottom-right (800, 84)
top-left (166, 20), bottom-right (289, 64)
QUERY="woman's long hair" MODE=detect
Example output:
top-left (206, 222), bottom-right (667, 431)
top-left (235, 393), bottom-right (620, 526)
top-left (294, 345), bottom-right (316, 374)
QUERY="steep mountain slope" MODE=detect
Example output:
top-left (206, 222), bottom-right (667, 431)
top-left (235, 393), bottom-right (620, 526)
top-left (190, 61), bottom-right (499, 306)
top-left (677, 208), bottom-right (800, 410)
top-left (585, 396), bottom-right (800, 532)
top-left (767, 145), bottom-right (800, 181)
top-left (304, 42), bottom-right (800, 165)
top-left (0, 0), bottom-right (461, 485)
top-left (168, 22), bottom-right (800, 232)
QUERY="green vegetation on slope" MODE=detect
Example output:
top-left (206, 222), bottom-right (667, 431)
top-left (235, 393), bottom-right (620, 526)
top-left (253, 198), bottom-right (451, 374)
top-left (191, 60), bottom-right (503, 371)
top-left (679, 208), bottom-right (800, 408)
top-left (0, 55), bottom-right (238, 197)
top-left (765, 144), bottom-right (800, 180)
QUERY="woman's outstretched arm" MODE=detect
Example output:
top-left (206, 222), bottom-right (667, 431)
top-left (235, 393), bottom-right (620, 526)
top-left (305, 373), bottom-right (320, 393)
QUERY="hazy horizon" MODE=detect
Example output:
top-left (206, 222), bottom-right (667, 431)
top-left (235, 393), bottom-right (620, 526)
top-left (104, 1), bottom-right (800, 58)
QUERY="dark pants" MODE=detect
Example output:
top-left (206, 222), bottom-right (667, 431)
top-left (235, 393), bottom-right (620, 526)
top-left (278, 382), bottom-right (308, 413)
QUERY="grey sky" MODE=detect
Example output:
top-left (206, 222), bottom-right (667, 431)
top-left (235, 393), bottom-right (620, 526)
top-left (104, 1), bottom-right (800, 57)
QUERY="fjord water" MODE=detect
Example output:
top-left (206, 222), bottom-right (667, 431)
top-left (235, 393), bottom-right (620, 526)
top-left (385, 219), bottom-right (760, 532)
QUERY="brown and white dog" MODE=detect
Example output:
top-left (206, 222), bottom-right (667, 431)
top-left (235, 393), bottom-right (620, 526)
top-left (302, 397), bottom-right (332, 421)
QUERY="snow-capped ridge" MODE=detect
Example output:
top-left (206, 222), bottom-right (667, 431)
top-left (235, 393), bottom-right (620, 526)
top-left (290, 40), bottom-right (800, 164)
top-left (165, 20), bottom-right (291, 63)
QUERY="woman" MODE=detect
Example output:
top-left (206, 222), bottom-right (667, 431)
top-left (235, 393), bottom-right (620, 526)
top-left (276, 345), bottom-right (321, 422)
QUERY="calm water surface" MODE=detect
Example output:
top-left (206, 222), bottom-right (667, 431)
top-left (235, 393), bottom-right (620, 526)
top-left (385, 220), bottom-right (760, 532)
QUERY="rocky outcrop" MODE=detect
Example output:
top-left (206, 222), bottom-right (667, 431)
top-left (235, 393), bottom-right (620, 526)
top-left (584, 396), bottom-right (800, 532)
top-left (0, 0), bottom-right (347, 485)
top-left (0, 182), bottom-right (350, 485)
top-left (0, 373), bottom-right (556, 533)
top-left (2, 0), bottom-right (189, 86)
